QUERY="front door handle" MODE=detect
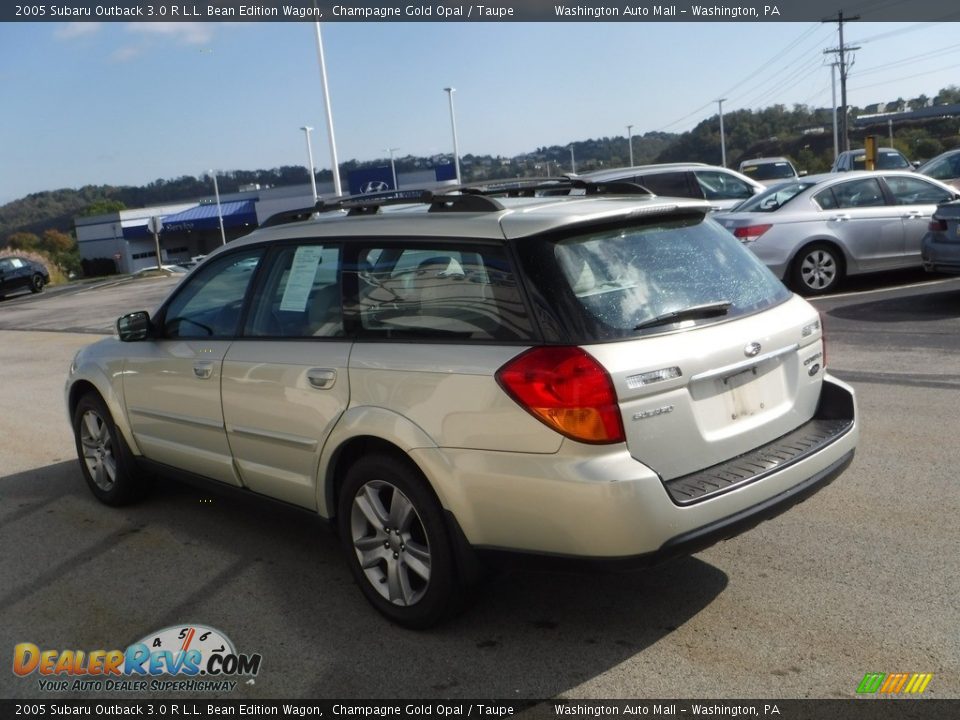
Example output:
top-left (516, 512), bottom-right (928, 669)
top-left (829, 214), bottom-right (851, 222)
top-left (307, 368), bottom-right (337, 389)
top-left (193, 361), bottom-right (214, 379)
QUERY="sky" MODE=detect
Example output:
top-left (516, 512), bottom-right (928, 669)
top-left (2, 18), bottom-right (960, 204)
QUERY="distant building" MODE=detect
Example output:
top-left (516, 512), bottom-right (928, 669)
top-left (74, 171), bottom-right (456, 274)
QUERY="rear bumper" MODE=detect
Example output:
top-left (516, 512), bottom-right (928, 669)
top-left (415, 375), bottom-right (857, 562)
top-left (921, 236), bottom-right (960, 274)
top-left (468, 448), bottom-right (854, 572)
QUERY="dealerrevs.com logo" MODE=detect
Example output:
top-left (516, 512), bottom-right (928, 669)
top-left (13, 625), bottom-right (262, 693)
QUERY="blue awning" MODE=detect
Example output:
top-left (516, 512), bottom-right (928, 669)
top-left (160, 200), bottom-right (258, 233)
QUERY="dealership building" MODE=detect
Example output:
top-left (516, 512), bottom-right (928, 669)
top-left (74, 167), bottom-right (451, 274)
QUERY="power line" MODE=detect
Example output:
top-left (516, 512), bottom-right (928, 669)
top-left (850, 22), bottom-right (935, 45)
top-left (652, 24), bottom-right (830, 133)
top-left (853, 43), bottom-right (960, 77)
top-left (849, 62), bottom-right (960, 93)
top-left (736, 55), bottom-right (826, 110)
top-left (717, 23), bottom-right (824, 100)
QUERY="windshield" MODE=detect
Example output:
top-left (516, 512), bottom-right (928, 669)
top-left (731, 181), bottom-right (816, 213)
top-left (851, 151), bottom-right (911, 170)
top-left (740, 161), bottom-right (797, 181)
top-left (519, 216), bottom-right (791, 341)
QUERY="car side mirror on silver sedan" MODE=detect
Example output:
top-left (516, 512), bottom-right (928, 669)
top-left (117, 311), bottom-right (152, 342)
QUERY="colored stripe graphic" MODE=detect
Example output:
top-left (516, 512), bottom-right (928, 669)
top-left (857, 672), bottom-right (933, 694)
top-left (880, 673), bottom-right (909, 693)
top-left (857, 673), bottom-right (885, 694)
top-left (904, 673), bottom-right (934, 694)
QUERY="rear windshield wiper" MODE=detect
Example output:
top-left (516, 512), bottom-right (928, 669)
top-left (634, 301), bottom-right (732, 331)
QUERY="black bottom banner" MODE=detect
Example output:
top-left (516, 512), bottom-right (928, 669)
top-left (0, 699), bottom-right (955, 720)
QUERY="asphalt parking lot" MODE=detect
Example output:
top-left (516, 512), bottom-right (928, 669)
top-left (1, 272), bottom-right (958, 701)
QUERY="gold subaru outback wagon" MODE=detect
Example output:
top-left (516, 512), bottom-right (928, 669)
top-left (66, 182), bottom-right (858, 627)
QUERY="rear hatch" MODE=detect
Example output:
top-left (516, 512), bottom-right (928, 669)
top-left (513, 210), bottom-right (826, 481)
top-left (586, 296), bottom-right (823, 480)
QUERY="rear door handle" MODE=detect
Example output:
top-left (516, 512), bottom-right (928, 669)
top-left (829, 214), bottom-right (850, 222)
top-left (193, 361), bottom-right (214, 379)
top-left (307, 368), bottom-right (337, 389)
top-left (901, 211), bottom-right (924, 219)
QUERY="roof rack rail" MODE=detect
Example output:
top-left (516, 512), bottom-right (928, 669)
top-left (260, 188), bottom-right (505, 227)
top-left (260, 178), bottom-right (655, 228)
top-left (259, 205), bottom-right (324, 228)
top-left (461, 177), bottom-right (653, 198)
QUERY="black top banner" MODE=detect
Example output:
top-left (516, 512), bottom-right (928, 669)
top-left (0, 699), bottom-right (958, 719)
top-left (4, 0), bottom-right (960, 23)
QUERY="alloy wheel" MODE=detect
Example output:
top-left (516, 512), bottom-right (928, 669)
top-left (79, 409), bottom-right (117, 492)
top-left (349, 479), bottom-right (432, 606)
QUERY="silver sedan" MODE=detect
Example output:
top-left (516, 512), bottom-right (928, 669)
top-left (715, 171), bottom-right (960, 295)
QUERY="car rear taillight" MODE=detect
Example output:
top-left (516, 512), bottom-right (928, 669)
top-left (929, 218), bottom-right (948, 232)
top-left (733, 224), bottom-right (773, 240)
top-left (495, 346), bottom-right (625, 444)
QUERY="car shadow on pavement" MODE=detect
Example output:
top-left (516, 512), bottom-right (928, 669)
top-left (825, 282), bottom-right (960, 323)
top-left (0, 461), bottom-right (728, 700)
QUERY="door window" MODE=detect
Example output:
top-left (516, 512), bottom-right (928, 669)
top-left (351, 245), bottom-right (533, 341)
top-left (244, 244), bottom-right (343, 338)
top-left (161, 249), bottom-right (263, 338)
top-left (637, 172), bottom-right (694, 199)
top-left (814, 178), bottom-right (886, 209)
top-left (694, 171), bottom-right (755, 201)
top-left (883, 176), bottom-right (953, 206)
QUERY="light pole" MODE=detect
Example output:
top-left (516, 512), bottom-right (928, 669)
top-left (830, 63), bottom-right (839, 160)
top-left (716, 98), bottom-right (727, 168)
top-left (443, 87), bottom-right (461, 184)
top-left (569, 145), bottom-right (576, 174)
top-left (301, 126), bottom-right (318, 202)
top-left (384, 147), bottom-right (400, 189)
top-left (626, 124), bottom-right (634, 166)
top-left (208, 170), bottom-right (226, 246)
top-left (313, 23), bottom-right (342, 196)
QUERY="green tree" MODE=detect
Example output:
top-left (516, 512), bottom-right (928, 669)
top-left (79, 199), bottom-right (126, 217)
top-left (6, 231), bottom-right (40, 250)
top-left (40, 229), bottom-right (75, 255)
top-left (934, 85), bottom-right (960, 105)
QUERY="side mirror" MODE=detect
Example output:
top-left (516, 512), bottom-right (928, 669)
top-left (798, 170), bottom-right (808, 177)
top-left (117, 311), bottom-right (152, 342)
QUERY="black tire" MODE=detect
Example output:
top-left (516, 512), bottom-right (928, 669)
top-left (790, 242), bottom-right (844, 296)
top-left (30, 274), bottom-right (45, 293)
top-left (72, 392), bottom-right (149, 506)
top-left (337, 453), bottom-right (460, 628)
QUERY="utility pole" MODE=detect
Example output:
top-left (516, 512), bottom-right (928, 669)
top-left (823, 11), bottom-right (860, 153)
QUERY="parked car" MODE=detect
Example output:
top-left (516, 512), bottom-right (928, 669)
top-left (66, 183), bottom-right (858, 627)
top-left (921, 199), bottom-right (960, 274)
top-left (830, 147), bottom-right (913, 172)
top-left (0, 255), bottom-right (49, 298)
top-left (580, 163), bottom-right (765, 211)
top-left (917, 148), bottom-right (960, 190)
top-left (739, 157), bottom-right (802, 182)
top-left (715, 171), bottom-right (960, 295)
